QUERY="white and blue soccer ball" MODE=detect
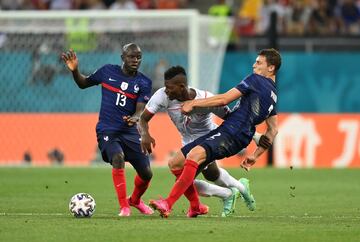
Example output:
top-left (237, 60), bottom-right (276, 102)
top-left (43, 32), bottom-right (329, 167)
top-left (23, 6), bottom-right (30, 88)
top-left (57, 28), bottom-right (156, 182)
top-left (69, 193), bottom-right (96, 218)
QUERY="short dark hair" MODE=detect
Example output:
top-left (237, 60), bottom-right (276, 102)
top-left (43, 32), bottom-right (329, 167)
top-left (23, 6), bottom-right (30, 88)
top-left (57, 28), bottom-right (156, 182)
top-left (122, 43), bottom-right (140, 54)
top-left (258, 48), bottom-right (282, 74)
top-left (164, 66), bottom-right (187, 81)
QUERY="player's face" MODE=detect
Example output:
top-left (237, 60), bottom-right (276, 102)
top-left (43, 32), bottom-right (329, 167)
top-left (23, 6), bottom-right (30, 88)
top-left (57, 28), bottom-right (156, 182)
top-left (122, 47), bottom-right (142, 72)
top-left (164, 75), bottom-right (187, 101)
top-left (252, 55), bottom-right (273, 77)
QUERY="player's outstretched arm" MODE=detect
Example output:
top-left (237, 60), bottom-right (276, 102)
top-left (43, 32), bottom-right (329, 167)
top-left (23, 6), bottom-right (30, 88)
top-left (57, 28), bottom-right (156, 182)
top-left (138, 109), bottom-right (156, 154)
top-left (241, 115), bottom-right (278, 171)
top-left (182, 88), bottom-right (242, 114)
top-left (61, 49), bottom-right (93, 89)
top-left (191, 105), bottom-right (231, 119)
top-left (263, 114), bottom-right (278, 144)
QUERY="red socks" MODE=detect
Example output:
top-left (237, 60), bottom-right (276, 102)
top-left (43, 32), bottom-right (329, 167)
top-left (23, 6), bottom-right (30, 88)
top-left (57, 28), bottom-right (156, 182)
top-left (171, 168), bottom-right (200, 210)
top-left (112, 168), bottom-right (128, 208)
top-left (130, 175), bottom-right (150, 204)
top-left (166, 159), bottom-right (199, 209)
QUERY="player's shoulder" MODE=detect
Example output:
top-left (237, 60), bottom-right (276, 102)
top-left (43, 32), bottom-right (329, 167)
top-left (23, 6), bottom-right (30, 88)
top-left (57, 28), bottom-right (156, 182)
top-left (151, 87), bottom-right (167, 98)
top-left (146, 87), bottom-right (168, 108)
top-left (137, 71), bottom-right (153, 83)
top-left (191, 87), bottom-right (214, 99)
top-left (89, 63), bottom-right (112, 74)
top-left (252, 73), bottom-right (276, 88)
top-left (242, 73), bottom-right (273, 86)
top-left (101, 64), bottom-right (119, 71)
top-left (247, 73), bottom-right (274, 83)
top-left (243, 73), bottom-right (258, 81)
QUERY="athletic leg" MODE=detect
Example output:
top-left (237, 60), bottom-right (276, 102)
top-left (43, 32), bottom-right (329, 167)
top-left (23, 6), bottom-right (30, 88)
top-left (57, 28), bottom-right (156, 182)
top-left (124, 134), bottom-right (154, 215)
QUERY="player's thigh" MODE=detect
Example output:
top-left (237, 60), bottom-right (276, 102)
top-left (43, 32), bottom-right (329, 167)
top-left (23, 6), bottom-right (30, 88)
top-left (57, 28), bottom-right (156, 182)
top-left (97, 134), bottom-right (124, 164)
top-left (121, 134), bottom-right (152, 181)
top-left (180, 129), bottom-right (220, 160)
top-left (127, 151), bottom-right (152, 181)
top-left (200, 130), bottom-right (245, 164)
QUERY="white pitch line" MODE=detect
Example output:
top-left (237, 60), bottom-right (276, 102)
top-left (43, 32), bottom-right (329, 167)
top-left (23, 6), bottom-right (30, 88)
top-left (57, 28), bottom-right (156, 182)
top-left (0, 212), bottom-right (359, 219)
top-left (0, 213), bottom-right (65, 216)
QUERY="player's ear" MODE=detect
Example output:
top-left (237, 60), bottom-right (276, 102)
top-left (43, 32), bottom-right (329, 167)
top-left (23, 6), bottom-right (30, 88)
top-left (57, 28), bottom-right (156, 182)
top-left (268, 65), bottom-right (275, 74)
top-left (179, 83), bottom-right (186, 89)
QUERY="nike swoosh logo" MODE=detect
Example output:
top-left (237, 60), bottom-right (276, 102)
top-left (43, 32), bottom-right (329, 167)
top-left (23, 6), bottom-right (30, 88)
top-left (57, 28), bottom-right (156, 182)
top-left (108, 78), bottom-right (117, 82)
top-left (116, 183), bottom-right (125, 187)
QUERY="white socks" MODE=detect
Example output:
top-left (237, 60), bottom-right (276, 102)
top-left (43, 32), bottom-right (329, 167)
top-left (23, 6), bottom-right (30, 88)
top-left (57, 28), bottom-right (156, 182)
top-left (193, 168), bottom-right (247, 199)
top-left (194, 179), bottom-right (232, 199)
top-left (214, 168), bottom-right (246, 194)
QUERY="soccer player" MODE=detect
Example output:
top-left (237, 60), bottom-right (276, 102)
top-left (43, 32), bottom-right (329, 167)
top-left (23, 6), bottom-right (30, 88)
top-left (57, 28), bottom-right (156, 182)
top-left (149, 48), bottom-right (281, 218)
top-left (139, 66), bottom-right (271, 217)
top-left (61, 43), bottom-right (154, 217)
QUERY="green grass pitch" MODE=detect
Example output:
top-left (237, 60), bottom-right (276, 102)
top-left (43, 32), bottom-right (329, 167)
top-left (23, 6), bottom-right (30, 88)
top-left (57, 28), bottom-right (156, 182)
top-left (0, 167), bottom-right (359, 242)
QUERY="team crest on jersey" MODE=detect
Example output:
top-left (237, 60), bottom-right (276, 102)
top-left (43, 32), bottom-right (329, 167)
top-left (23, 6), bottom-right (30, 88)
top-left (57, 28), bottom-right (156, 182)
top-left (134, 84), bottom-right (139, 93)
top-left (120, 82), bottom-right (128, 91)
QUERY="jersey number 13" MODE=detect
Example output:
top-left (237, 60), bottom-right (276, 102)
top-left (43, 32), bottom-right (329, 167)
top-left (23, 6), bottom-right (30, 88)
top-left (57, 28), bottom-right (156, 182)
top-left (116, 93), bottom-right (127, 107)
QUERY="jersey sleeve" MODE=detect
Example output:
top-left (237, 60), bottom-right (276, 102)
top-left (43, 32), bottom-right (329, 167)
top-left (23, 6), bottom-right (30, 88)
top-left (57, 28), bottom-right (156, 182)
top-left (235, 74), bottom-right (255, 95)
top-left (137, 77), bottom-right (152, 103)
top-left (86, 65), bottom-right (107, 85)
top-left (269, 105), bottom-right (277, 116)
top-left (145, 88), bottom-right (167, 114)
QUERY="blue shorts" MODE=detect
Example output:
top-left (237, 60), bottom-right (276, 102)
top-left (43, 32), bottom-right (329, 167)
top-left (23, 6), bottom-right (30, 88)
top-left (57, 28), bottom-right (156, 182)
top-left (181, 127), bottom-right (248, 167)
top-left (97, 132), bottom-right (150, 171)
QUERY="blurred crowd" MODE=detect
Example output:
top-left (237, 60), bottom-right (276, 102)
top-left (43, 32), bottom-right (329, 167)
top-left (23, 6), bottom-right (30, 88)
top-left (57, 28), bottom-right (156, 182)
top-left (1, 0), bottom-right (359, 36)
top-left (0, 0), bottom-right (189, 10)
top-left (236, 0), bottom-right (360, 36)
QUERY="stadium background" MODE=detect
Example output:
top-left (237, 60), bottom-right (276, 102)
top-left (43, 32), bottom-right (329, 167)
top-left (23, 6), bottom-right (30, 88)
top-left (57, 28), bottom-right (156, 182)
top-left (1, 2), bottom-right (360, 242)
top-left (1, 0), bottom-right (360, 168)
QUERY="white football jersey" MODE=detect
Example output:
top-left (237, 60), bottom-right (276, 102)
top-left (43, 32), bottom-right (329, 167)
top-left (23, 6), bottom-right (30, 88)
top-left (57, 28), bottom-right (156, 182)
top-left (145, 87), bottom-right (228, 145)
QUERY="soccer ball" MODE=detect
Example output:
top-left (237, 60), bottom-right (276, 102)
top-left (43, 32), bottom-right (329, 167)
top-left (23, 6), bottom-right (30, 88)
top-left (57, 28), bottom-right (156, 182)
top-left (69, 193), bottom-right (96, 218)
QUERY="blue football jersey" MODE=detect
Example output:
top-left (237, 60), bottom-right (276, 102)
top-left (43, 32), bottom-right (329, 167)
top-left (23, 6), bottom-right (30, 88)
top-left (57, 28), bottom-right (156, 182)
top-left (86, 64), bottom-right (152, 133)
top-left (221, 73), bottom-right (277, 142)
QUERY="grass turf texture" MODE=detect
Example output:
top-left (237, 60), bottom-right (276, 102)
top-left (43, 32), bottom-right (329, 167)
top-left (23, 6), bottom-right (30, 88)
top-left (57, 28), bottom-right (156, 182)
top-left (0, 167), bottom-right (359, 242)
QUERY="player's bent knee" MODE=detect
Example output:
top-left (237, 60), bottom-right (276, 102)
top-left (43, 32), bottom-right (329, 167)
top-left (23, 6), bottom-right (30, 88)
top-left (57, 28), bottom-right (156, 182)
top-left (202, 162), bottom-right (220, 181)
top-left (167, 151), bottom-right (185, 170)
top-left (168, 158), bottom-right (182, 170)
top-left (138, 168), bottom-right (153, 181)
top-left (202, 168), bottom-right (220, 181)
top-left (111, 153), bottom-right (125, 169)
top-left (187, 146), bottom-right (207, 164)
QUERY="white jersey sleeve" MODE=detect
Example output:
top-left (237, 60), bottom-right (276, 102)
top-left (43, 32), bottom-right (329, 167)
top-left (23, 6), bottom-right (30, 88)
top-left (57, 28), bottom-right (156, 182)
top-left (190, 91), bottom-right (230, 118)
top-left (145, 87), bottom-right (168, 114)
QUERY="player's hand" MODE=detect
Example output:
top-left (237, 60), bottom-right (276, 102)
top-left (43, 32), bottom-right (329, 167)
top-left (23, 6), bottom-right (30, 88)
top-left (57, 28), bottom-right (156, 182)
top-left (140, 134), bottom-right (156, 154)
top-left (240, 155), bottom-right (256, 171)
top-left (181, 100), bottom-right (194, 114)
top-left (61, 49), bottom-right (78, 72)
top-left (259, 135), bottom-right (271, 149)
top-left (123, 115), bottom-right (139, 126)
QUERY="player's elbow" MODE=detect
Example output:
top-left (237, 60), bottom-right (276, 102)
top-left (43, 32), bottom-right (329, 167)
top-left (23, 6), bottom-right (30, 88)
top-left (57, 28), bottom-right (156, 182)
top-left (77, 81), bottom-right (89, 89)
top-left (78, 84), bottom-right (87, 89)
top-left (271, 127), bottom-right (278, 138)
top-left (219, 95), bottom-right (231, 106)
